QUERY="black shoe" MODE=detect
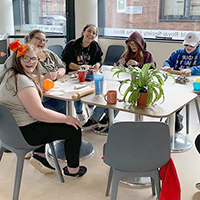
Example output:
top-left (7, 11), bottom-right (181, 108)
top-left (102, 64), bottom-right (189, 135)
top-left (175, 114), bottom-right (184, 132)
top-left (92, 124), bottom-right (109, 134)
top-left (99, 115), bottom-right (109, 127)
top-left (63, 166), bottom-right (87, 177)
top-left (30, 154), bottom-right (55, 174)
top-left (82, 118), bottom-right (98, 130)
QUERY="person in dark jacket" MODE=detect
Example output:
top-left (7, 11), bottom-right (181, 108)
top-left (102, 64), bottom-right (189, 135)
top-left (61, 24), bottom-right (103, 124)
top-left (162, 31), bottom-right (200, 132)
top-left (118, 31), bottom-right (154, 68)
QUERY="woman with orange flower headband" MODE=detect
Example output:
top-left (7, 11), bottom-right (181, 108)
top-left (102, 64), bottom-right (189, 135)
top-left (4, 29), bottom-right (67, 115)
top-left (0, 42), bottom-right (87, 177)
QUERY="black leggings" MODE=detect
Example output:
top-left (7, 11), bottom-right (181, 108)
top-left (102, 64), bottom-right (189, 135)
top-left (20, 121), bottom-right (82, 168)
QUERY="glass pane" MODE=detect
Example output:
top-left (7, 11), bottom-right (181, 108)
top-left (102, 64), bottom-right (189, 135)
top-left (190, 0), bottom-right (200, 15)
top-left (163, 0), bottom-right (184, 15)
top-left (102, 0), bottom-right (200, 40)
top-left (18, 0), bottom-right (66, 35)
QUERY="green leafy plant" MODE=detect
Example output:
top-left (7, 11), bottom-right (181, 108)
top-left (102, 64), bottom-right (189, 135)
top-left (112, 63), bottom-right (175, 106)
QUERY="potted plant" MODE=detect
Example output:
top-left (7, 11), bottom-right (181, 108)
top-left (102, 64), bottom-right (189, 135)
top-left (112, 63), bottom-right (175, 107)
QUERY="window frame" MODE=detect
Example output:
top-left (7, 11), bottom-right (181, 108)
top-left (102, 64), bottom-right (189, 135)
top-left (159, 0), bottom-right (200, 22)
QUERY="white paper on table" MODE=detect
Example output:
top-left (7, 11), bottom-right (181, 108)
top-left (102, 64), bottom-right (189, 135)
top-left (60, 86), bottom-right (92, 93)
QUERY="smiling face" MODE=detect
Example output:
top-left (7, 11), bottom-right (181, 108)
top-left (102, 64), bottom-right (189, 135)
top-left (28, 32), bottom-right (47, 51)
top-left (184, 43), bottom-right (199, 54)
top-left (82, 25), bottom-right (97, 45)
top-left (20, 50), bottom-right (39, 74)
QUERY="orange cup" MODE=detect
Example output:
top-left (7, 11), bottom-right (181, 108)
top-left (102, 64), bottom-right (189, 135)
top-left (104, 90), bottom-right (117, 104)
top-left (43, 79), bottom-right (54, 91)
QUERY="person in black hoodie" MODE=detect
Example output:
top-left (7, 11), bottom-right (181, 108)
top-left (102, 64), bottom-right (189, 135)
top-left (62, 24), bottom-right (103, 124)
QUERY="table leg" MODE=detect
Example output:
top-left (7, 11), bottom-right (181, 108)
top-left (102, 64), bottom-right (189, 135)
top-left (108, 108), bottom-right (114, 128)
top-left (195, 98), bottom-right (200, 122)
top-left (168, 113), bottom-right (193, 152)
top-left (47, 140), bottom-right (94, 161)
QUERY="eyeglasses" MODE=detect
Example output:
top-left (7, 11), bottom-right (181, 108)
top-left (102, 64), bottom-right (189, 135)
top-left (184, 44), bottom-right (195, 48)
top-left (129, 43), bottom-right (136, 47)
top-left (33, 37), bottom-right (48, 43)
top-left (21, 55), bottom-right (40, 63)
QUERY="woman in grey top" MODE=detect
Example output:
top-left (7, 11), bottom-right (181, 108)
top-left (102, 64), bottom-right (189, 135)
top-left (0, 42), bottom-right (86, 176)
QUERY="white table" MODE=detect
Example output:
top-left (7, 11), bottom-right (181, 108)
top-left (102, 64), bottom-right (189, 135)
top-left (81, 78), bottom-right (198, 152)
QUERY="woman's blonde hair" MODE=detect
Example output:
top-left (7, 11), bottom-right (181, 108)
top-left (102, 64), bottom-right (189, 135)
top-left (0, 44), bottom-right (43, 99)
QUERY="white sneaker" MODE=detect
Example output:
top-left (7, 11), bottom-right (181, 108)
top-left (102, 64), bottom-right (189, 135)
top-left (77, 113), bottom-right (86, 125)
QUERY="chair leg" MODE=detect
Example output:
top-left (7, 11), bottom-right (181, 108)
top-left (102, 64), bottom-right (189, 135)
top-left (106, 167), bottom-right (113, 196)
top-left (153, 171), bottom-right (161, 200)
top-left (186, 104), bottom-right (189, 134)
top-left (13, 152), bottom-right (26, 200)
top-left (48, 142), bottom-right (64, 183)
top-left (151, 177), bottom-right (156, 195)
top-left (110, 171), bottom-right (120, 200)
top-left (195, 98), bottom-right (200, 122)
top-left (0, 146), bottom-right (5, 161)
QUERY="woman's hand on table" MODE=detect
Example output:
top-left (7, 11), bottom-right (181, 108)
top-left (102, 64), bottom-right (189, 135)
top-left (127, 59), bottom-right (139, 66)
top-left (66, 116), bottom-right (82, 130)
top-left (118, 58), bottom-right (126, 65)
top-left (44, 72), bottom-right (58, 81)
top-left (92, 62), bottom-right (101, 70)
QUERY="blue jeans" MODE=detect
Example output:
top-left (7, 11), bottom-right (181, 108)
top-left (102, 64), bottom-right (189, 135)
top-left (74, 101), bottom-right (94, 114)
top-left (42, 97), bottom-right (66, 114)
top-left (91, 106), bottom-right (119, 122)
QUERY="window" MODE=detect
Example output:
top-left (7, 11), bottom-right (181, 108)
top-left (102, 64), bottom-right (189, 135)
top-left (13, 0), bottom-right (66, 35)
top-left (98, 0), bottom-right (200, 40)
top-left (160, 0), bottom-right (200, 21)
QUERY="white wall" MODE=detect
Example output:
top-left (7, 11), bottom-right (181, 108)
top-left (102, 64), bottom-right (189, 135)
top-left (98, 38), bottom-right (183, 69)
top-left (75, 0), bottom-right (98, 39)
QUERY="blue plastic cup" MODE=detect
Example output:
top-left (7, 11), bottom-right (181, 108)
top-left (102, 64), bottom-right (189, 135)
top-left (94, 74), bottom-right (104, 95)
top-left (193, 82), bottom-right (200, 91)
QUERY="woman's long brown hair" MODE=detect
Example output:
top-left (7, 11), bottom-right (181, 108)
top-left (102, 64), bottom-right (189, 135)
top-left (0, 44), bottom-right (43, 99)
top-left (124, 41), bottom-right (144, 64)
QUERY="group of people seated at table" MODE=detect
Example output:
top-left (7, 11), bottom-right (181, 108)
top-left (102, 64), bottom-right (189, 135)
top-left (1, 24), bottom-right (200, 189)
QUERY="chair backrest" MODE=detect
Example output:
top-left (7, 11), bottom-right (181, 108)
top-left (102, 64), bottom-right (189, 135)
top-left (104, 121), bottom-right (170, 172)
top-left (0, 105), bottom-right (32, 149)
top-left (103, 45), bottom-right (125, 65)
top-left (47, 45), bottom-right (64, 59)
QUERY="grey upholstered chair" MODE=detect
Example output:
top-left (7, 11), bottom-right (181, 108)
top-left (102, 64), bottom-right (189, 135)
top-left (47, 44), bottom-right (64, 59)
top-left (103, 121), bottom-right (170, 200)
top-left (103, 45), bottom-right (125, 66)
top-left (0, 104), bottom-right (64, 200)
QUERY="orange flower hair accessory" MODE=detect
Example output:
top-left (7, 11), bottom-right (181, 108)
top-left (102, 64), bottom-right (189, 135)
top-left (9, 40), bottom-right (28, 58)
